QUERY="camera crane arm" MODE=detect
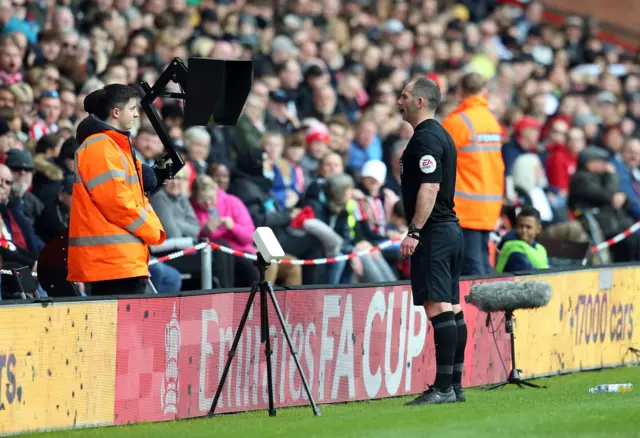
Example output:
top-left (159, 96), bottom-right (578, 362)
top-left (137, 57), bottom-right (189, 198)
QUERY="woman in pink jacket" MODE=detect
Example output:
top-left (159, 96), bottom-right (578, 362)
top-left (191, 174), bottom-right (258, 288)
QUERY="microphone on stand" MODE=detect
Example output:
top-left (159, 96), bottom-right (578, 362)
top-left (465, 280), bottom-right (553, 391)
top-left (466, 281), bottom-right (552, 312)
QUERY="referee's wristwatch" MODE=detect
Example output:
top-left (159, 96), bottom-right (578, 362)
top-left (407, 224), bottom-right (421, 241)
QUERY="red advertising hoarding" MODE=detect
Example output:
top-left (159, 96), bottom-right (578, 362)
top-left (114, 280), bottom-right (512, 424)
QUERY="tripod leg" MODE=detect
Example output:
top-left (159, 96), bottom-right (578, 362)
top-left (484, 381), bottom-right (508, 391)
top-left (261, 282), bottom-right (277, 417)
top-left (209, 284), bottom-right (259, 416)
top-left (267, 285), bottom-right (322, 417)
top-left (520, 380), bottom-right (546, 389)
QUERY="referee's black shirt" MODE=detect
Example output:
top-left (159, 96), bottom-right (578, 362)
top-left (400, 118), bottom-right (458, 225)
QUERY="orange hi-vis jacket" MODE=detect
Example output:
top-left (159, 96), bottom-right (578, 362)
top-left (68, 115), bottom-right (166, 283)
top-left (442, 95), bottom-right (505, 231)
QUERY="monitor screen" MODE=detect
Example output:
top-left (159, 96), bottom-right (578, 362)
top-left (184, 58), bottom-right (253, 127)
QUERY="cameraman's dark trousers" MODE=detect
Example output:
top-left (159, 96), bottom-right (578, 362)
top-left (89, 277), bottom-right (148, 296)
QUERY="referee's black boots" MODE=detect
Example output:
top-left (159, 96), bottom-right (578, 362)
top-left (452, 383), bottom-right (466, 402)
top-left (404, 386), bottom-right (457, 406)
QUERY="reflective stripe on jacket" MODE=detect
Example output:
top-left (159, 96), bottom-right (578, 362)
top-left (68, 121), bottom-right (166, 282)
top-left (442, 95), bottom-right (505, 231)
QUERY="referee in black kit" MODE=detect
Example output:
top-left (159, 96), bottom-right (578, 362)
top-left (398, 78), bottom-right (467, 405)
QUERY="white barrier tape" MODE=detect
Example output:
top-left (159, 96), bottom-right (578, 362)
top-left (581, 219), bottom-right (640, 265)
top-left (0, 241), bottom-right (213, 277)
top-left (149, 241), bottom-right (211, 266)
top-left (12, 218), bottom-right (634, 277)
top-left (209, 237), bottom-right (403, 265)
top-left (589, 220), bottom-right (640, 253)
top-left (0, 234), bottom-right (406, 277)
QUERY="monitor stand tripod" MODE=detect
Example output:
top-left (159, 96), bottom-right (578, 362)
top-left (209, 253), bottom-right (321, 417)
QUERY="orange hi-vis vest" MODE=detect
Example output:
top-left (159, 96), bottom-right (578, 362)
top-left (442, 95), bottom-right (505, 231)
top-left (68, 117), bottom-right (166, 283)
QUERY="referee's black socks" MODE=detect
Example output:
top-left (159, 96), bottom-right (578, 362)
top-left (453, 311), bottom-right (467, 386)
top-left (431, 311), bottom-right (457, 392)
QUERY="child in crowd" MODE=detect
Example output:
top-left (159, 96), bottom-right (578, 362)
top-left (496, 205), bottom-right (549, 273)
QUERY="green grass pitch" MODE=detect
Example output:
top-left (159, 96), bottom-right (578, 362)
top-left (29, 366), bottom-right (640, 438)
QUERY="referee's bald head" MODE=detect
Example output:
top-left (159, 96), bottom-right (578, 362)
top-left (408, 77), bottom-right (441, 112)
top-left (398, 77), bottom-right (441, 127)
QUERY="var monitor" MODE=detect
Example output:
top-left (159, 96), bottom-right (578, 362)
top-left (184, 57), bottom-right (253, 127)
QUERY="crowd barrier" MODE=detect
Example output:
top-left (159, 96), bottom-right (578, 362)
top-left (0, 265), bottom-right (638, 436)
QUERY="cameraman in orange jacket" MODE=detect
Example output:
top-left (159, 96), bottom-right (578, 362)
top-left (68, 84), bottom-right (166, 295)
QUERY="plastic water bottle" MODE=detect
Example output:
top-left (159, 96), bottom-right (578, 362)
top-left (588, 384), bottom-right (633, 394)
top-left (208, 207), bottom-right (219, 220)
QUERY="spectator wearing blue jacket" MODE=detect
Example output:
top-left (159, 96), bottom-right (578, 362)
top-left (611, 138), bottom-right (640, 221)
top-left (261, 132), bottom-right (304, 211)
top-left (347, 119), bottom-right (382, 178)
top-left (496, 206), bottom-right (549, 273)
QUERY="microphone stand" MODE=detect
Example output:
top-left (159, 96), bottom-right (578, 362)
top-left (209, 252), bottom-right (321, 417)
top-left (484, 310), bottom-right (547, 391)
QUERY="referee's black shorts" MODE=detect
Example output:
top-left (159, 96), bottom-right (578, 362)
top-left (410, 221), bottom-right (464, 306)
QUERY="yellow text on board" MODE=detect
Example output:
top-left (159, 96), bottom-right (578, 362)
top-left (0, 301), bottom-right (118, 435)
top-left (513, 267), bottom-right (638, 378)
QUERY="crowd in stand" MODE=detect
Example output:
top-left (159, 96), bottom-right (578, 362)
top-left (0, 0), bottom-right (639, 297)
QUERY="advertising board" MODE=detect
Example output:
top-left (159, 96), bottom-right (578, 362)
top-left (113, 281), bottom-right (512, 423)
top-left (0, 301), bottom-right (118, 435)
top-left (2, 266), bottom-right (639, 436)
top-left (514, 267), bottom-right (639, 377)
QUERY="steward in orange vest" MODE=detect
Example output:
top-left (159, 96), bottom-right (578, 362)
top-left (68, 84), bottom-right (166, 294)
top-left (442, 73), bottom-right (504, 275)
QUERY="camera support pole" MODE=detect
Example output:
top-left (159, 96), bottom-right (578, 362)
top-left (209, 253), bottom-right (322, 417)
top-left (137, 57), bottom-right (188, 197)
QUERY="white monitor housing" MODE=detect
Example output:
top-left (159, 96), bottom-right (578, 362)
top-left (253, 227), bottom-right (285, 263)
